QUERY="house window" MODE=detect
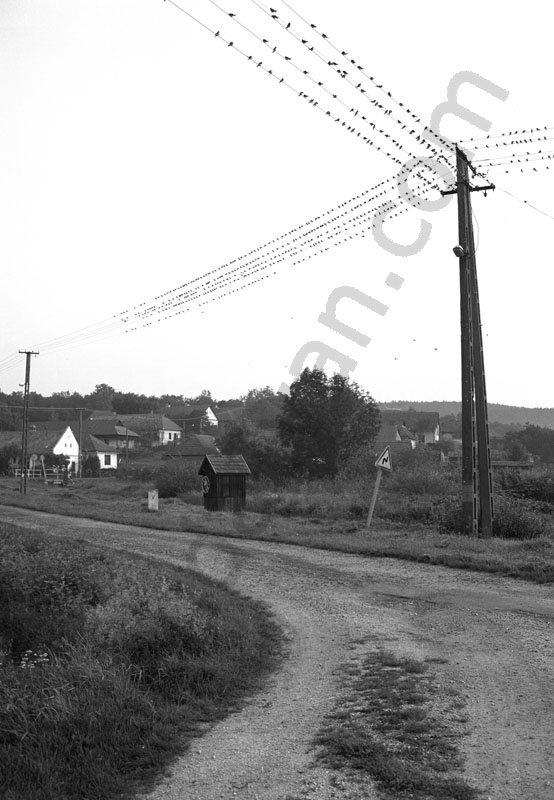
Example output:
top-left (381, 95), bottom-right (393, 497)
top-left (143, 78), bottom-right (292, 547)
top-left (104, 455), bottom-right (111, 466)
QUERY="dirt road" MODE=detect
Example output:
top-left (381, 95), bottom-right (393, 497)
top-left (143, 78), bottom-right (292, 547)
top-left (2, 506), bottom-right (553, 800)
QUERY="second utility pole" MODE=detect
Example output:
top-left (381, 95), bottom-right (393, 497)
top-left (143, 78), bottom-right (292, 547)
top-left (19, 350), bottom-right (39, 495)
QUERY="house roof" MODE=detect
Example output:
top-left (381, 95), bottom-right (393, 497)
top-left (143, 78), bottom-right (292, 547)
top-left (163, 434), bottom-right (221, 458)
top-left (87, 420), bottom-right (139, 439)
top-left (376, 423), bottom-right (416, 444)
top-left (82, 434), bottom-right (119, 454)
top-left (166, 404), bottom-right (215, 420)
top-left (380, 410), bottom-right (439, 433)
top-left (116, 414), bottom-right (182, 433)
top-left (375, 424), bottom-right (400, 443)
top-left (214, 406), bottom-right (246, 423)
top-left (0, 427), bottom-right (72, 454)
top-left (198, 454), bottom-right (251, 475)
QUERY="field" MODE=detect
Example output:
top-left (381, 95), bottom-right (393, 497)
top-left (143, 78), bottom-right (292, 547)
top-left (1, 456), bottom-right (553, 584)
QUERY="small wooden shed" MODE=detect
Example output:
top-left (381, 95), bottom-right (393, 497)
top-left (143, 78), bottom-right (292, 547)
top-left (198, 454), bottom-right (251, 512)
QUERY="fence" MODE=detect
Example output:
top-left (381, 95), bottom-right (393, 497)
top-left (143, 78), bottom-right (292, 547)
top-left (13, 467), bottom-right (74, 484)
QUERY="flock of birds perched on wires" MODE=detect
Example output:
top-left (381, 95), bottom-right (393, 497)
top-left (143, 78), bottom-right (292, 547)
top-left (1, 0), bottom-right (552, 383)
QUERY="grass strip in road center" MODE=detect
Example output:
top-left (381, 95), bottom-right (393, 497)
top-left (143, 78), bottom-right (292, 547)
top-left (314, 649), bottom-right (481, 800)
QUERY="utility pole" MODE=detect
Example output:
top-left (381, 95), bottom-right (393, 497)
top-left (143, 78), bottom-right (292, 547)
top-left (19, 350), bottom-right (39, 495)
top-left (442, 147), bottom-right (495, 536)
top-left (78, 408), bottom-right (83, 478)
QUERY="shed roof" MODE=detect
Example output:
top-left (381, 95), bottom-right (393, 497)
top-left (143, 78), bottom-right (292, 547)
top-left (198, 454), bottom-right (251, 475)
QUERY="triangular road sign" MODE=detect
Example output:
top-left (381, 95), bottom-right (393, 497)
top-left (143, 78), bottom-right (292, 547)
top-left (374, 445), bottom-right (393, 472)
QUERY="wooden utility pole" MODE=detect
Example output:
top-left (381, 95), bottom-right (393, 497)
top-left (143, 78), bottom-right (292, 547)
top-left (19, 350), bottom-right (39, 495)
top-left (443, 148), bottom-right (494, 536)
top-left (78, 408), bottom-right (83, 478)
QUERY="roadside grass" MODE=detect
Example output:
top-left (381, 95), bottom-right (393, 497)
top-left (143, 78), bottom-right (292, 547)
top-left (0, 472), bottom-right (553, 583)
top-left (0, 523), bottom-right (284, 800)
top-left (315, 649), bottom-right (481, 800)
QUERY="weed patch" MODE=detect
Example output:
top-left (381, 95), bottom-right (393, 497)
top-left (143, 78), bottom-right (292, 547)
top-left (315, 649), bottom-right (481, 800)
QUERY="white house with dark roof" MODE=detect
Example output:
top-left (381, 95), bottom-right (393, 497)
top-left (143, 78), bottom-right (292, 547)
top-left (81, 434), bottom-right (119, 470)
top-left (0, 425), bottom-right (80, 470)
top-left (115, 414), bottom-right (182, 446)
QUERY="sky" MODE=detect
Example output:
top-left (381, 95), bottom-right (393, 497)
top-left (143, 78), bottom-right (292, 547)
top-left (1, 0), bottom-right (552, 407)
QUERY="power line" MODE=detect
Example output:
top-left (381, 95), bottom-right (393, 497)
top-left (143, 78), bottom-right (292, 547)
top-left (263, 0), bottom-right (456, 160)
top-left (459, 125), bottom-right (553, 144)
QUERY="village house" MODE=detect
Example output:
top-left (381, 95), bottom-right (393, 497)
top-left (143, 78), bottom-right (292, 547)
top-left (0, 425), bottom-right (80, 472)
top-left (165, 403), bottom-right (218, 436)
top-left (379, 409), bottom-right (440, 445)
top-left (92, 413), bottom-right (183, 447)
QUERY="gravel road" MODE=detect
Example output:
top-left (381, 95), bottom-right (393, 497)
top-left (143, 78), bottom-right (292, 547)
top-left (2, 506), bottom-right (553, 800)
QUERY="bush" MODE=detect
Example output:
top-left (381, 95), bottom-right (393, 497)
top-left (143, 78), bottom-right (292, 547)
top-left (496, 471), bottom-right (554, 505)
top-left (155, 462), bottom-right (200, 498)
top-left (437, 494), bottom-right (550, 539)
top-left (0, 444), bottom-right (19, 476)
top-left (82, 454), bottom-right (101, 477)
top-left (0, 525), bottom-right (282, 800)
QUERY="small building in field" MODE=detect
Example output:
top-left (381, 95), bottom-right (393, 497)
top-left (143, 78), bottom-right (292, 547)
top-left (198, 454), bottom-right (251, 512)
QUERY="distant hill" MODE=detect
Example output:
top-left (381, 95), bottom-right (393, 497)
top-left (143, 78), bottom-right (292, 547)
top-left (379, 401), bottom-right (554, 430)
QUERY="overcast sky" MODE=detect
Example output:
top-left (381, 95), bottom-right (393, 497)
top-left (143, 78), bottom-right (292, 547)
top-left (1, 0), bottom-right (552, 407)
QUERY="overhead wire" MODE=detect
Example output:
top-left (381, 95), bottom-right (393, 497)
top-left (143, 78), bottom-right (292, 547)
top-left (165, 0), bottom-right (407, 168)
top-left (0, 170), bottom-right (450, 374)
top-left (459, 125), bottom-right (553, 145)
top-left (264, 0), bottom-right (457, 161)
top-left (206, 0), bottom-right (422, 166)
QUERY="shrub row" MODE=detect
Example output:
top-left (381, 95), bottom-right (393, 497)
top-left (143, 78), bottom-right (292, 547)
top-left (0, 525), bottom-right (281, 800)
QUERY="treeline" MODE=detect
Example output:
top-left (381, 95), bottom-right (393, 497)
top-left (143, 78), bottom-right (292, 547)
top-left (383, 401), bottom-right (554, 429)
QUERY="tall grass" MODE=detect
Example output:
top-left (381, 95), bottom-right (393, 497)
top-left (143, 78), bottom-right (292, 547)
top-left (0, 524), bottom-right (282, 800)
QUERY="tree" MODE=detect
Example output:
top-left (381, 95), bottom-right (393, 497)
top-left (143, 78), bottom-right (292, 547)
top-left (86, 384), bottom-right (115, 411)
top-left (113, 392), bottom-right (154, 415)
top-left (277, 368), bottom-right (380, 477)
top-left (242, 387), bottom-right (284, 430)
top-left (505, 424), bottom-right (554, 463)
top-left (219, 419), bottom-right (290, 480)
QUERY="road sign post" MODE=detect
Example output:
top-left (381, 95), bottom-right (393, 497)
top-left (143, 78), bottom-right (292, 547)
top-left (367, 446), bottom-right (392, 530)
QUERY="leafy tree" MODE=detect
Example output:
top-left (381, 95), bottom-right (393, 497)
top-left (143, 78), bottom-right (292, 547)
top-left (242, 387), bottom-right (284, 430)
top-left (113, 392), bottom-right (155, 415)
top-left (277, 368), bottom-right (380, 477)
top-left (86, 384), bottom-right (116, 411)
top-left (505, 424), bottom-right (554, 463)
top-left (219, 419), bottom-right (291, 480)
